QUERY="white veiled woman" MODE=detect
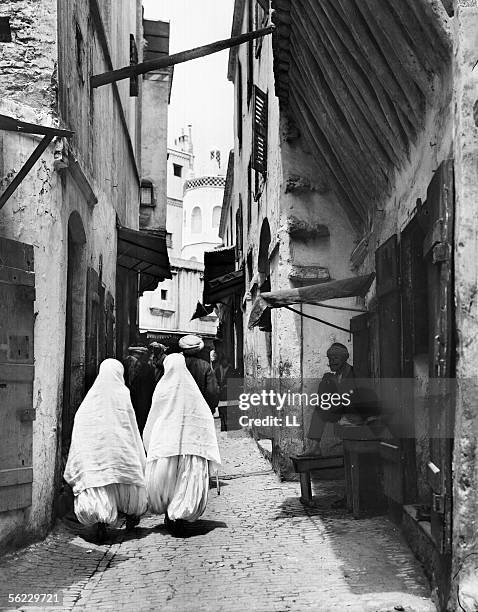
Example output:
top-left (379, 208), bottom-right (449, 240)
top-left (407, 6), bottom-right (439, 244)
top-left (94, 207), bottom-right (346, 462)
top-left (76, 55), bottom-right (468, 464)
top-left (64, 359), bottom-right (147, 538)
top-left (143, 352), bottom-right (221, 530)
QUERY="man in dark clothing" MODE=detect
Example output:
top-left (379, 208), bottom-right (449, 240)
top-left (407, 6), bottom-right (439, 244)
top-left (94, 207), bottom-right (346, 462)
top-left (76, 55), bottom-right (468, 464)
top-left (214, 354), bottom-right (240, 431)
top-left (124, 347), bottom-right (156, 434)
top-left (304, 342), bottom-right (357, 455)
top-left (149, 342), bottom-right (168, 383)
top-left (179, 335), bottom-right (219, 413)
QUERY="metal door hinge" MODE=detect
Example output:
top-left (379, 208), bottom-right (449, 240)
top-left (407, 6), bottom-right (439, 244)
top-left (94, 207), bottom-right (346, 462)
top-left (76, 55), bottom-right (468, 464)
top-left (432, 242), bottom-right (450, 264)
top-left (20, 408), bottom-right (36, 422)
top-left (432, 492), bottom-right (446, 514)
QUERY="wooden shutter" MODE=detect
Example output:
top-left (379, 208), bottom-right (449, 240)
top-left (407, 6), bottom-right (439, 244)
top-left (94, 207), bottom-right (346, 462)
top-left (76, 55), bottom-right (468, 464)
top-left (252, 86), bottom-right (268, 175)
top-left (0, 236), bottom-right (35, 512)
top-left (85, 267), bottom-right (100, 390)
top-left (130, 34), bottom-right (138, 97)
top-left (424, 160), bottom-right (454, 559)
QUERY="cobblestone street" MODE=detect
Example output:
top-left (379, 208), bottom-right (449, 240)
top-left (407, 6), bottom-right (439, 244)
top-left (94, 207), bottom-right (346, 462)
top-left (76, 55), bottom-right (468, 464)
top-left (0, 427), bottom-right (436, 612)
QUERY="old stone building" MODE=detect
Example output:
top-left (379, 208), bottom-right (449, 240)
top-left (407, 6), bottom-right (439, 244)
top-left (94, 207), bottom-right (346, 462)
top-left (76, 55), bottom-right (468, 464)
top-left (0, 1), bottom-right (170, 551)
top-left (222, 0), bottom-right (478, 609)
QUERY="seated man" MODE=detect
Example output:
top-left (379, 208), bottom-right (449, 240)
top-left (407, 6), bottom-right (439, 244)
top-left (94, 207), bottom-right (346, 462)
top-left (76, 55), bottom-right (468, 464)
top-left (304, 342), bottom-right (357, 456)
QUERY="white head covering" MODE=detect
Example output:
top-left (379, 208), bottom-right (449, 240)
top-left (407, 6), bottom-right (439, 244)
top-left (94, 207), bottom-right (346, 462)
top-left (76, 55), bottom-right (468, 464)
top-left (64, 358), bottom-right (146, 495)
top-left (143, 353), bottom-right (221, 468)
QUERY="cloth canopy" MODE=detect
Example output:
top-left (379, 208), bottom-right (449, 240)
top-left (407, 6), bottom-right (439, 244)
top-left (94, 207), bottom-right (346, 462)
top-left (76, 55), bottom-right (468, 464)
top-left (248, 273), bottom-right (375, 329)
top-left (64, 359), bottom-right (146, 495)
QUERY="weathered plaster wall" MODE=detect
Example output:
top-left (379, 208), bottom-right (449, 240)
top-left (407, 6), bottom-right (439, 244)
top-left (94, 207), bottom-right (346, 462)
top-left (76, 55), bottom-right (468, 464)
top-left (451, 3), bottom-right (478, 609)
top-left (0, 0), bottom-right (143, 550)
top-left (141, 71), bottom-right (169, 230)
top-left (0, 0), bottom-right (57, 115)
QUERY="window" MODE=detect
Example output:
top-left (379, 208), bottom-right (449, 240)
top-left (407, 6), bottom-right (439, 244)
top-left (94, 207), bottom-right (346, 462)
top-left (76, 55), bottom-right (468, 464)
top-left (247, 160), bottom-right (252, 229)
top-left (247, 0), bottom-right (254, 104)
top-left (160, 289), bottom-right (168, 301)
top-left (173, 164), bottom-right (183, 178)
top-left (0, 17), bottom-right (12, 42)
top-left (252, 86), bottom-right (268, 175)
top-left (212, 206), bottom-right (221, 229)
top-left (166, 232), bottom-right (173, 248)
top-left (75, 23), bottom-right (85, 84)
top-left (247, 251), bottom-right (253, 285)
top-left (237, 61), bottom-right (243, 149)
top-left (130, 34), bottom-right (138, 97)
top-left (140, 181), bottom-right (154, 206)
top-left (255, 0), bottom-right (269, 58)
top-left (236, 199), bottom-right (243, 260)
top-left (191, 206), bottom-right (202, 233)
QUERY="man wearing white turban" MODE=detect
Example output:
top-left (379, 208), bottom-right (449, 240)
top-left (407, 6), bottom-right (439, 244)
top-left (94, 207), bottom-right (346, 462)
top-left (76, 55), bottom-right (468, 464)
top-left (143, 353), bottom-right (221, 534)
top-left (179, 335), bottom-right (219, 413)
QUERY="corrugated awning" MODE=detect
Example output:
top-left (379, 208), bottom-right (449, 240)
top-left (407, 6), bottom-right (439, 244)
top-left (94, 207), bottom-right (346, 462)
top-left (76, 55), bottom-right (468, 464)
top-left (117, 226), bottom-right (171, 291)
top-left (248, 274), bottom-right (375, 329)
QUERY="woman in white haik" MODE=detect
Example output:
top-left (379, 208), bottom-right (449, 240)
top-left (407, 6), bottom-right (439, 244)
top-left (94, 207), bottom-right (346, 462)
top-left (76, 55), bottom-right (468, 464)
top-left (64, 359), bottom-right (148, 541)
top-left (143, 352), bottom-right (221, 534)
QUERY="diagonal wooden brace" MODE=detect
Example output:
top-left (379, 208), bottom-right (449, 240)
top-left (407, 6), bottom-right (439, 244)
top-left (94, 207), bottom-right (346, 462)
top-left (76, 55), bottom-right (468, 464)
top-left (0, 135), bottom-right (53, 211)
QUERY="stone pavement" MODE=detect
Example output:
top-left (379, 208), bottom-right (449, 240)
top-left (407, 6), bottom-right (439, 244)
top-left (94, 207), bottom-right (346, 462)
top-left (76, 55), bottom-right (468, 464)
top-left (0, 427), bottom-right (436, 612)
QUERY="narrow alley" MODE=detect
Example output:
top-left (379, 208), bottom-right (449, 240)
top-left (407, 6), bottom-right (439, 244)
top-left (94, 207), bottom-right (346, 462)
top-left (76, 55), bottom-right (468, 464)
top-left (0, 428), bottom-right (435, 612)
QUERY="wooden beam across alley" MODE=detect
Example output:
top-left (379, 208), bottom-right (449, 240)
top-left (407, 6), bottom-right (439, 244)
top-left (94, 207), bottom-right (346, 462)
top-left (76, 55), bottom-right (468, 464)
top-left (91, 26), bottom-right (275, 88)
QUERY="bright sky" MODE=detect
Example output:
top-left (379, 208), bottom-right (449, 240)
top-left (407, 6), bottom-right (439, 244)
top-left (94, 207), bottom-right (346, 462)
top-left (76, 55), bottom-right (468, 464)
top-left (142, 0), bottom-right (235, 175)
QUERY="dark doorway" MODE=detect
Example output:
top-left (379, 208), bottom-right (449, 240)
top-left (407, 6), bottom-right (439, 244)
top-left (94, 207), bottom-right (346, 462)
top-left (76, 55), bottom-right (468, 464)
top-left (61, 212), bottom-right (87, 470)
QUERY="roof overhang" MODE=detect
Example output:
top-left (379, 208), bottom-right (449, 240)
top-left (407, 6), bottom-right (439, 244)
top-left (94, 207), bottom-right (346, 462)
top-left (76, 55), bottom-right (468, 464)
top-left (203, 246), bottom-right (245, 303)
top-left (248, 273), bottom-right (375, 329)
top-left (270, 0), bottom-right (452, 232)
top-left (117, 226), bottom-right (171, 292)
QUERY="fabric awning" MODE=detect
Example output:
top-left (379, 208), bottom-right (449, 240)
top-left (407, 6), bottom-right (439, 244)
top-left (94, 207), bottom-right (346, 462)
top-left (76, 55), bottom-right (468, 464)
top-left (204, 269), bottom-right (245, 303)
top-left (203, 246), bottom-right (244, 303)
top-left (248, 273), bottom-right (375, 329)
top-left (191, 302), bottom-right (215, 321)
top-left (117, 226), bottom-right (171, 291)
top-left (203, 246), bottom-right (236, 282)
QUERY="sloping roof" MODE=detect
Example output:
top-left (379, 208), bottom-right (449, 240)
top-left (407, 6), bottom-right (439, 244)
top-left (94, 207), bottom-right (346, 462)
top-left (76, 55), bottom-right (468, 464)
top-left (117, 226), bottom-right (171, 291)
top-left (270, 0), bottom-right (452, 231)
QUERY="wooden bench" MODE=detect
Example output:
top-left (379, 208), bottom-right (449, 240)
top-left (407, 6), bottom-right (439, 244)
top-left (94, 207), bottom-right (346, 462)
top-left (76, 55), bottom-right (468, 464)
top-left (290, 455), bottom-right (344, 506)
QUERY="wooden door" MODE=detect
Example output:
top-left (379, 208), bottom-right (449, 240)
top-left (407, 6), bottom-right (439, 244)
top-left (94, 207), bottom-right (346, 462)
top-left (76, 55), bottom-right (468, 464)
top-left (85, 267), bottom-right (99, 390)
top-left (422, 160), bottom-right (454, 562)
top-left (351, 312), bottom-right (369, 379)
top-left (0, 236), bottom-right (35, 512)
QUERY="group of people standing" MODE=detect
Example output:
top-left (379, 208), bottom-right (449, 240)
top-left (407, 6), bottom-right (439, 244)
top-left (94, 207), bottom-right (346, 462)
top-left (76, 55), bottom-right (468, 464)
top-left (63, 335), bottom-right (226, 541)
